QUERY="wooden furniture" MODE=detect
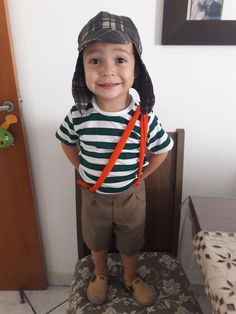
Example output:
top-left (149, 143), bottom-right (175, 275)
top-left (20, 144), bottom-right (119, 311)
top-left (67, 129), bottom-right (203, 313)
top-left (0, 0), bottom-right (46, 290)
top-left (190, 196), bottom-right (236, 232)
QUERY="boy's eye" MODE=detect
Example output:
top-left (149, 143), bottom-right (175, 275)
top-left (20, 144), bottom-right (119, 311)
top-left (89, 58), bottom-right (100, 64)
top-left (116, 57), bottom-right (127, 64)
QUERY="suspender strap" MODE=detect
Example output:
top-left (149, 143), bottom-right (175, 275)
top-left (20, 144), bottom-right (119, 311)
top-left (134, 113), bottom-right (148, 186)
top-left (77, 105), bottom-right (148, 192)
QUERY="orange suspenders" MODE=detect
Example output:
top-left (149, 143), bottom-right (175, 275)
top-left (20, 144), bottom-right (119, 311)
top-left (76, 105), bottom-right (148, 192)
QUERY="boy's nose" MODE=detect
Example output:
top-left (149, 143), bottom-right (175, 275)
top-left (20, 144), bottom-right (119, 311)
top-left (101, 62), bottom-right (115, 76)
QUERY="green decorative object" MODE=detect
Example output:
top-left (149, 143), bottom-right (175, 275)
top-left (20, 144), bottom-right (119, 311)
top-left (0, 114), bottom-right (17, 148)
top-left (0, 126), bottom-right (14, 148)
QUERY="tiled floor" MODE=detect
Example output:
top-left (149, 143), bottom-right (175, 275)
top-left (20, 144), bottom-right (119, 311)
top-left (0, 285), bottom-right (211, 314)
top-left (0, 286), bottom-right (70, 314)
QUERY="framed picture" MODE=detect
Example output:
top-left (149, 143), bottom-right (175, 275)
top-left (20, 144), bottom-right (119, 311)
top-left (189, 0), bottom-right (224, 20)
top-left (162, 0), bottom-right (236, 45)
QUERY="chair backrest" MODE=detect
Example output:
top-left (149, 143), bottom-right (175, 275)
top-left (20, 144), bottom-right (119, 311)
top-left (75, 129), bottom-right (184, 258)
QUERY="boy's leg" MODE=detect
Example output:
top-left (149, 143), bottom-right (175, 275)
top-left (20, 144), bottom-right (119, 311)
top-left (91, 249), bottom-right (109, 276)
top-left (87, 249), bottom-right (109, 305)
top-left (121, 252), bottom-right (139, 284)
top-left (121, 251), bottom-right (157, 306)
top-left (114, 183), bottom-right (156, 305)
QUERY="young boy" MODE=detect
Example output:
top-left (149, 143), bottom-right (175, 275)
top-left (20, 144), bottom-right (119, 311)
top-left (56, 11), bottom-right (173, 306)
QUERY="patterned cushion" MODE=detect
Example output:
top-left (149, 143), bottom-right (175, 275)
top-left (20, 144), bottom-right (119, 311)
top-left (194, 231), bottom-right (236, 314)
top-left (66, 252), bottom-right (202, 313)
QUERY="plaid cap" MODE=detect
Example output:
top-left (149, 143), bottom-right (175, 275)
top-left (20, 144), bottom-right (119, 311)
top-left (72, 11), bottom-right (155, 114)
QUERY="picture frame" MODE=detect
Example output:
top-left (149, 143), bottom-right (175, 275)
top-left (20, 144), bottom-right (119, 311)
top-left (162, 0), bottom-right (236, 45)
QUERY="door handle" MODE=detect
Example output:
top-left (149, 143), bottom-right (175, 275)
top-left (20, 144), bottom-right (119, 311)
top-left (0, 101), bottom-right (14, 112)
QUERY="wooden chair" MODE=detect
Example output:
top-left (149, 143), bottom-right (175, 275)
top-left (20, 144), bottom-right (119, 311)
top-left (66, 129), bottom-right (203, 313)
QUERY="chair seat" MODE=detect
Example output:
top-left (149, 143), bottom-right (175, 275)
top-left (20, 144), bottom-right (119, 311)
top-left (66, 252), bottom-right (202, 313)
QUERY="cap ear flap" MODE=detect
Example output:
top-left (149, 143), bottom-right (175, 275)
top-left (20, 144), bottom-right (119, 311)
top-left (132, 54), bottom-right (155, 114)
top-left (134, 62), bottom-right (139, 80)
top-left (72, 53), bottom-right (92, 113)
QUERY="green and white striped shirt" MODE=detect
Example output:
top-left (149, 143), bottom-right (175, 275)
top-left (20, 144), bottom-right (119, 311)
top-left (56, 96), bottom-right (173, 194)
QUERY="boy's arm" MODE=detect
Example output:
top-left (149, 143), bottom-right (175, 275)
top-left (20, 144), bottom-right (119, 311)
top-left (61, 142), bottom-right (80, 171)
top-left (141, 152), bottom-right (168, 181)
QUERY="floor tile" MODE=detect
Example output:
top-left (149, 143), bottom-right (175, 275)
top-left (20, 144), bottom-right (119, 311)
top-left (25, 285), bottom-right (69, 314)
top-left (0, 291), bottom-right (33, 314)
top-left (45, 300), bottom-right (69, 314)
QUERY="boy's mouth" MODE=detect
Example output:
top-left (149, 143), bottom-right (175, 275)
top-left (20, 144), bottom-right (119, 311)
top-left (98, 83), bottom-right (120, 88)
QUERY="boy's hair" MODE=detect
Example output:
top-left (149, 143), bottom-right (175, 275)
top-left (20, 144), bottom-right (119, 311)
top-left (72, 11), bottom-right (155, 114)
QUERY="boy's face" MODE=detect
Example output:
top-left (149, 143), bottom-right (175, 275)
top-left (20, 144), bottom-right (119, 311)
top-left (83, 42), bottom-right (135, 111)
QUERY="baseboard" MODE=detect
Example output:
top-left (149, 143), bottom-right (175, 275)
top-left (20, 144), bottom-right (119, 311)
top-left (47, 271), bottom-right (73, 286)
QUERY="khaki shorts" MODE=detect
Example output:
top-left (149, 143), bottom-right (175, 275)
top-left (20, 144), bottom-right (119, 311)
top-left (81, 181), bottom-right (146, 256)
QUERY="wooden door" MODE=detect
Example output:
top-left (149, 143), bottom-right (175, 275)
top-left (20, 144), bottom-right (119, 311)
top-left (0, 0), bottom-right (47, 290)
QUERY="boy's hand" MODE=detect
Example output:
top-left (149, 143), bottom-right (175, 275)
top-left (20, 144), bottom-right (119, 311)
top-left (141, 152), bottom-right (168, 180)
top-left (61, 142), bottom-right (80, 171)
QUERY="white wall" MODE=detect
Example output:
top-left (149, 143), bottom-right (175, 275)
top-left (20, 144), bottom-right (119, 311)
top-left (222, 0), bottom-right (236, 19)
top-left (7, 0), bottom-right (236, 283)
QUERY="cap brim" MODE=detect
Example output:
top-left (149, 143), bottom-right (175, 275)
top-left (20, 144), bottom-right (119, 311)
top-left (79, 29), bottom-right (132, 52)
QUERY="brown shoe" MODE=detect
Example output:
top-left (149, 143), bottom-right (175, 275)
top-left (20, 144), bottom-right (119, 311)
top-left (87, 274), bottom-right (108, 305)
top-left (125, 277), bottom-right (157, 306)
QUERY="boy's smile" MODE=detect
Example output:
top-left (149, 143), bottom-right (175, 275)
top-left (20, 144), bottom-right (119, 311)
top-left (83, 42), bottom-right (135, 112)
